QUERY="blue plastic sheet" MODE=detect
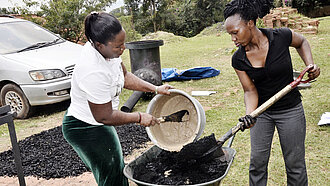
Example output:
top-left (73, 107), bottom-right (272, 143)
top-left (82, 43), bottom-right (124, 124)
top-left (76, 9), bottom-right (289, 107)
top-left (161, 67), bottom-right (220, 82)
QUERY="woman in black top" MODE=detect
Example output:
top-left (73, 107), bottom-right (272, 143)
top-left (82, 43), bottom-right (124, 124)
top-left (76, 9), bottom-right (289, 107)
top-left (223, 0), bottom-right (320, 185)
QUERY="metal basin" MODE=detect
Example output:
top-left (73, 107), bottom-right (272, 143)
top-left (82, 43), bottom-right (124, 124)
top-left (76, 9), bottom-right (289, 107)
top-left (123, 145), bottom-right (236, 186)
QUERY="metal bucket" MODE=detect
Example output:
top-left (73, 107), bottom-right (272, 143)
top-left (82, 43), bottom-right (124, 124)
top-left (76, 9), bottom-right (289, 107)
top-left (123, 145), bottom-right (236, 186)
top-left (145, 89), bottom-right (206, 152)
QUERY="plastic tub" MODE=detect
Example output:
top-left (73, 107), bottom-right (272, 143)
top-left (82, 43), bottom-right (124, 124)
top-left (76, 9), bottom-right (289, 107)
top-left (146, 89), bottom-right (206, 151)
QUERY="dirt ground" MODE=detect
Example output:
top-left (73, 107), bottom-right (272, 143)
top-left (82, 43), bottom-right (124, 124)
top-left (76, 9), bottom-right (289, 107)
top-left (0, 173), bottom-right (141, 186)
top-left (0, 172), bottom-right (97, 186)
top-left (0, 172), bottom-right (142, 186)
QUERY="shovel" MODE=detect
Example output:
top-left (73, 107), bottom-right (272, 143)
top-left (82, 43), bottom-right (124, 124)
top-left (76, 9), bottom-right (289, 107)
top-left (196, 64), bottom-right (314, 162)
top-left (157, 110), bottom-right (189, 123)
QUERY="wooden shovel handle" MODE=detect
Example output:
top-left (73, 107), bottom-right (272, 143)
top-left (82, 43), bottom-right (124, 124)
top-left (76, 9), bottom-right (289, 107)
top-left (219, 65), bottom-right (314, 143)
top-left (250, 64), bottom-right (313, 118)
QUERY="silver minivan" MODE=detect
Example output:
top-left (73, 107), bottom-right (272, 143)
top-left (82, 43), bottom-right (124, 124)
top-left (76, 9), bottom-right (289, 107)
top-left (0, 16), bottom-right (82, 119)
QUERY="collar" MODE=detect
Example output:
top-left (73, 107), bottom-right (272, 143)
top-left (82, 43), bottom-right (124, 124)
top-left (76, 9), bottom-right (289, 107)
top-left (238, 28), bottom-right (274, 52)
top-left (236, 28), bottom-right (274, 68)
top-left (85, 41), bottom-right (108, 63)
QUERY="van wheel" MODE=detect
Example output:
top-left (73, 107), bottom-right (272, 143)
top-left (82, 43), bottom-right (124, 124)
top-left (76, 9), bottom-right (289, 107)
top-left (0, 84), bottom-right (33, 119)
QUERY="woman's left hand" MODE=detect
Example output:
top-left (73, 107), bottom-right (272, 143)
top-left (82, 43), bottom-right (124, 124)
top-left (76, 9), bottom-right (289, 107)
top-left (156, 84), bottom-right (173, 95)
top-left (239, 115), bottom-right (257, 131)
top-left (308, 64), bottom-right (320, 80)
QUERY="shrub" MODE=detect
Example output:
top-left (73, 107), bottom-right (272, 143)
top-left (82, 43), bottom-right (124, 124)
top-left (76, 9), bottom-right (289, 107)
top-left (118, 16), bottom-right (142, 42)
top-left (292, 0), bottom-right (330, 17)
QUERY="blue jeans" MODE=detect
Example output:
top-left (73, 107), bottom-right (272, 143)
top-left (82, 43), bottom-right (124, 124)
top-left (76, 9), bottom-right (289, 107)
top-left (249, 103), bottom-right (308, 186)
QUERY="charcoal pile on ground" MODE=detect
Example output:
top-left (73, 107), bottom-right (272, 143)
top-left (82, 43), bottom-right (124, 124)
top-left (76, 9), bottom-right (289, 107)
top-left (133, 134), bottom-right (229, 185)
top-left (0, 123), bottom-right (149, 179)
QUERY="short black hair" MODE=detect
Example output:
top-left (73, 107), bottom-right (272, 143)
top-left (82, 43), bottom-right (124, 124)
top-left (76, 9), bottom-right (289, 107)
top-left (224, 0), bottom-right (274, 23)
top-left (84, 12), bottom-right (122, 44)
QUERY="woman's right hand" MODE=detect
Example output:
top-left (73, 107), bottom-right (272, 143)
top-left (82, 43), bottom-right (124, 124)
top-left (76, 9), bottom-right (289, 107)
top-left (156, 84), bottom-right (173, 95)
top-left (307, 64), bottom-right (320, 80)
top-left (139, 113), bottom-right (160, 127)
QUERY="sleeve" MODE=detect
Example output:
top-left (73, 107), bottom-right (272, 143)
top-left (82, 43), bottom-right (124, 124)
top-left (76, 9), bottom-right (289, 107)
top-left (277, 27), bottom-right (292, 47)
top-left (231, 49), bottom-right (244, 71)
top-left (78, 72), bottom-right (114, 104)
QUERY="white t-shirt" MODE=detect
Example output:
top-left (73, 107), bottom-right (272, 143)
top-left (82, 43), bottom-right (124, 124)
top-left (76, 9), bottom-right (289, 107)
top-left (67, 42), bottom-right (125, 125)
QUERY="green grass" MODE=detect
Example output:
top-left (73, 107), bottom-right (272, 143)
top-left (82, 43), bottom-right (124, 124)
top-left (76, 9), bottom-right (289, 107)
top-left (1, 16), bottom-right (329, 185)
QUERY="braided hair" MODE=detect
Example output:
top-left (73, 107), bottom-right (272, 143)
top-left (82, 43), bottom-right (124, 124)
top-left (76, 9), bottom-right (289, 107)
top-left (84, 12), bottom-right (122, 44)
top-left (224, 0), bottom-right (274, 23)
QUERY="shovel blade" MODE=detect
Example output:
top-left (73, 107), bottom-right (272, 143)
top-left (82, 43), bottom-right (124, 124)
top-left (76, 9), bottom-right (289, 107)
top-left (197, 141), bottom-right (225, 163)
top-left (162, 110), bottom-right (189, 122)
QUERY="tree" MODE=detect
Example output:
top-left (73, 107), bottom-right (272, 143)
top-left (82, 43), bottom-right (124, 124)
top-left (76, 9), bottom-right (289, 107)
top-left (160, 0), bottom-right (227, 37)
top-left (292, 0), bottom-right (330, 17)
top-left (40, 0), bottom-right (85, 43)
top-left (118, 16), bottom-right (142, 41)
top-left (0, 8), bottom-right (19, 14)
top-left (19, 0), bottom-right (115, 43)
top-left (110, 6), bottom-right (126, 17)
top-left (124, 0), bottom-right (140, 29)
top-left (125, 0), bottom-right (174, 34)
top-left (116, 0), bottom-right (228, 37)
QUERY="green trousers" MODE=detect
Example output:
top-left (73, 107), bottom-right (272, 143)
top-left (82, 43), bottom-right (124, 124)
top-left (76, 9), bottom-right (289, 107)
top-left (62, 112), bottom-right (128, 186)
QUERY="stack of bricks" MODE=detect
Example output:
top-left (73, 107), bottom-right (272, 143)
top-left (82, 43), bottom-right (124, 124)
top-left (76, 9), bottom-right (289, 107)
top-left (262, 7), bottom-right (319, 34)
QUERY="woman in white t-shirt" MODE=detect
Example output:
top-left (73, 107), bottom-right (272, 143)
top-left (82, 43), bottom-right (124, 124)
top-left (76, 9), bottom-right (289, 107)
top-left (62, 12), bottom-right (172, 186)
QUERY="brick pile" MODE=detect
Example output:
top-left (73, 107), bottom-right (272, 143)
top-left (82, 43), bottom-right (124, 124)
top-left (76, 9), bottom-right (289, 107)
top-left (263, 7), bottom-right (320, 34)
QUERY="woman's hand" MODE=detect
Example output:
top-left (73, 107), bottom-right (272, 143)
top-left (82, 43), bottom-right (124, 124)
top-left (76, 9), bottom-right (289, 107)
top-left (239, 115), bottom-right (257, 131)
top-left (139, 113), bottom-right (160, 127)
top-left (156, 84), bottom-right (173, 95)
top-left (307, 64), bottom-right (320, 80)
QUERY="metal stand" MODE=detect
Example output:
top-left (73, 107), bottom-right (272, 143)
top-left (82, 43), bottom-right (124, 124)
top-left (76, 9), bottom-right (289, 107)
top-left (0, 105), bottom-right (26, 186)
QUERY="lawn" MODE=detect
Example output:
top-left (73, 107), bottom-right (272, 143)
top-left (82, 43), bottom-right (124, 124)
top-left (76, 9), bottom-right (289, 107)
top-left (0, 16), bottom-right (329, 185)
